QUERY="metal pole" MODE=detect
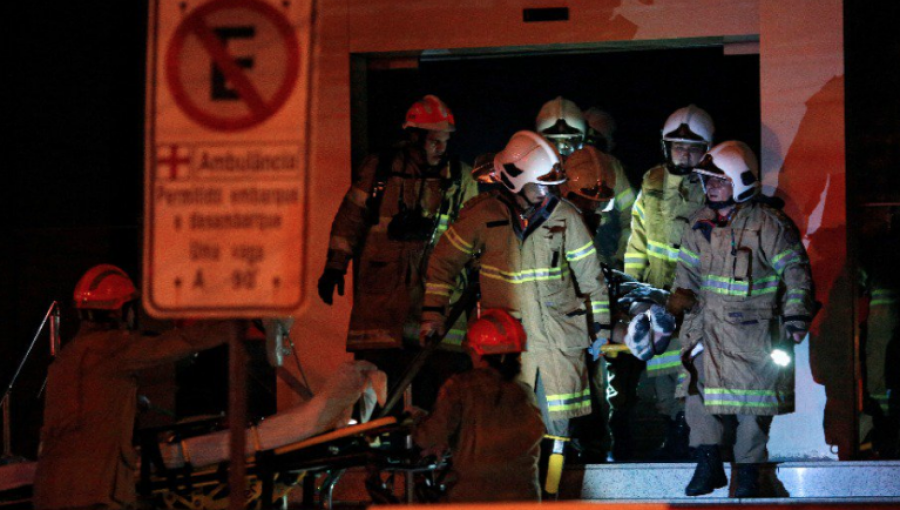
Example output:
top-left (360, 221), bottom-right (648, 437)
top-left (228, 332), bottom-right (247, 510)
top-left (1, 301), bottom-right (57, 406)
top-left (1, 301), bottom-right (58, 459)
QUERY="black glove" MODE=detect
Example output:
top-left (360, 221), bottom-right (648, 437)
top-left (317, 268), bottom-right (345, 305)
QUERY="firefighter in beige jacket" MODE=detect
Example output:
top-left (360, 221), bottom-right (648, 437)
top-left (672, 142), bottom-right (815, 498)
top-left (421, 131), bottom-right (610, 498)
top-left (622, 105), bottom-right (714, 459)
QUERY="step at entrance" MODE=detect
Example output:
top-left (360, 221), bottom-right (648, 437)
top-left (561, 461), bottom-right (900, 502)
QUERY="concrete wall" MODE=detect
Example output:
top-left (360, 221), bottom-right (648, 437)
top-left (288, 0), bottom-right (848, 459)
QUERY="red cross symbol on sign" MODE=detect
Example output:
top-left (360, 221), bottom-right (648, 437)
top-left (157, 144), bottom-right (191, 180)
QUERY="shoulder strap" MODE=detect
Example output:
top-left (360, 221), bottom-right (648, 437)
top-left (365, 149), bottom-right (399, 225)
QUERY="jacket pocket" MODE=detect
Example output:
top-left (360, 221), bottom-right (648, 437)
top-left (721, 306), bottom-right (777, 356)
top-left (544, 302), bottom-right (590, 349)
top-left (357, 258), bottom-right (402, 294)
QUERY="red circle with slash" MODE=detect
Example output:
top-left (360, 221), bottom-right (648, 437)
top-left (166, 0), bottom-right (300, 131)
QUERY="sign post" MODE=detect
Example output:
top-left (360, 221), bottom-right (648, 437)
top-left (146, 2), bottom-right (313, 508)
top-left (145, 0), bottom-right (313, 319)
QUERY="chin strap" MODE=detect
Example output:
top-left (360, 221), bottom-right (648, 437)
top-left (666, 162), bottom-right (694, 176)
top-left (707, 198), bottom-right (736, 210)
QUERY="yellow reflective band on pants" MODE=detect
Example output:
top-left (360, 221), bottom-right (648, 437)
top-left (546, 388), bottom-right (591, 413)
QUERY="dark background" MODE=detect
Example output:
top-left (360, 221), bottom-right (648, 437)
top-left (3, 1), bottom-right (899, 459)
top-left (365, 48), bottom-right (761, 187)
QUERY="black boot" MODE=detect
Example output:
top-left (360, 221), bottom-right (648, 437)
top-left (685, 445), bottom-right (727, 496)
top-left (734, 464), bottom-right (761, 498)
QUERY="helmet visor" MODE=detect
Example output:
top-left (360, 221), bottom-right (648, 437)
top-left (577, 181), bottom-right (616, 202)
top-left (693, 153), bottom-right (728, 180)
top-left (536, 163), bottom-right (568, 185)
top-left (663, 122), bottom-right (706, 143)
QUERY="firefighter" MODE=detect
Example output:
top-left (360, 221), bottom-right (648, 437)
top-left (623, 104), bottom-right (714, 460)
top-left (421, 130), bottom-right (611, 498)
top-left (672, 141), bottom-right (815, 497)
top-left (583, 107), bottom-right (618, 155)
top-left (564, 145), bottom-right (634, 268)
top-left (539, 100), bottom-right (636, 461)
top-left (561, 146), bottom-right (640, 461)
top-left (33, 265), bottom-right (242, 510)
top-left (858, 209), bottom-right (900, 458)
top-left (579, 107), bottom-right (636, 266)
top-left (317, 95), bottom-right (473, 409)
top-left (413, 309), bottom-right (545, 502)
top-left (535, 96), bottom-right (586, 158)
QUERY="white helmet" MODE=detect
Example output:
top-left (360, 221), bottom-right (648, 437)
top-left (494, 131), bottom-right (566, 193)
top-left (693, 141), bottom-right (759, 203)
top-left (583, 107), bottom-right (617, 153)
top-left (536, 97), bottom-right (585, 157)
top-left (662, 104), bottom-right (714, 146)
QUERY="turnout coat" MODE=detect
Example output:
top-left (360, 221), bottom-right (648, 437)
top-left (326, 147), bottom-right (475, 350)
top-left (423, 191), bottom-right (610, 420)
top-left (33, 321), bottom-right (235, 510)
top-left (414, 368), bottom-right (544, 502)
top-left (673, 200), bottom-right (815, 416)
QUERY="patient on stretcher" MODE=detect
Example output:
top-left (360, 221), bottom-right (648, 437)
top-left (156, 360), bottom-right (387, 470)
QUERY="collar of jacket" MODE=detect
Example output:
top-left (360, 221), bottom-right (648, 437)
top-left (497, 193), bottom-right (560, 241)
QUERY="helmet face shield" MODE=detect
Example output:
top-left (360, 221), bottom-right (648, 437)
top-left (694, 153), bottom-right (727, 179)
top-left (536, 162), bottom-right (567, 185)
top-left (547, 135), bottom-right (582, 157)
top-left (576, 181), bottom-right (615, 202)
top-left (693, 142), bottom-right (760, 203)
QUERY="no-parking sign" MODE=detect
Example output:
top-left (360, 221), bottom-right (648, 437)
top-left (144, 0), bottom-right (313, 318)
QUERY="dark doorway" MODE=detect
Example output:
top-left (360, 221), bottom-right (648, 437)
top-left (361, 45), bottom-right (760, 188)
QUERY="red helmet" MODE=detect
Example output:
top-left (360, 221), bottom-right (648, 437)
top-left (402, 95), bottom-right (456, 132)
top-left (73, 264), bottom-right (138, 310)
top-left (466, 309), bottom-right (527, 355)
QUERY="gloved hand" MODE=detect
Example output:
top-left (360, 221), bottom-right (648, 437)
top-left (785, 323), bottom-right (808, 344)
top-left (419, 320), bottom-right (446, 347)
top-left (317, 268), bottom-right (345, 305)
top-left (618, 283), bottom-right (670, 307)
top-left (587, 336), bottom-right (609, 361)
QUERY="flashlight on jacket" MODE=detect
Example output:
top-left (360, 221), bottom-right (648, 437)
top-left (770, 348), bottom-right (791, 367)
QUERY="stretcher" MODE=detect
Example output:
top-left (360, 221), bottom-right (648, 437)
top-left (0, 361), bottom-right (440, 510)
top-left (137, 415), bottom-right (422, 509)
